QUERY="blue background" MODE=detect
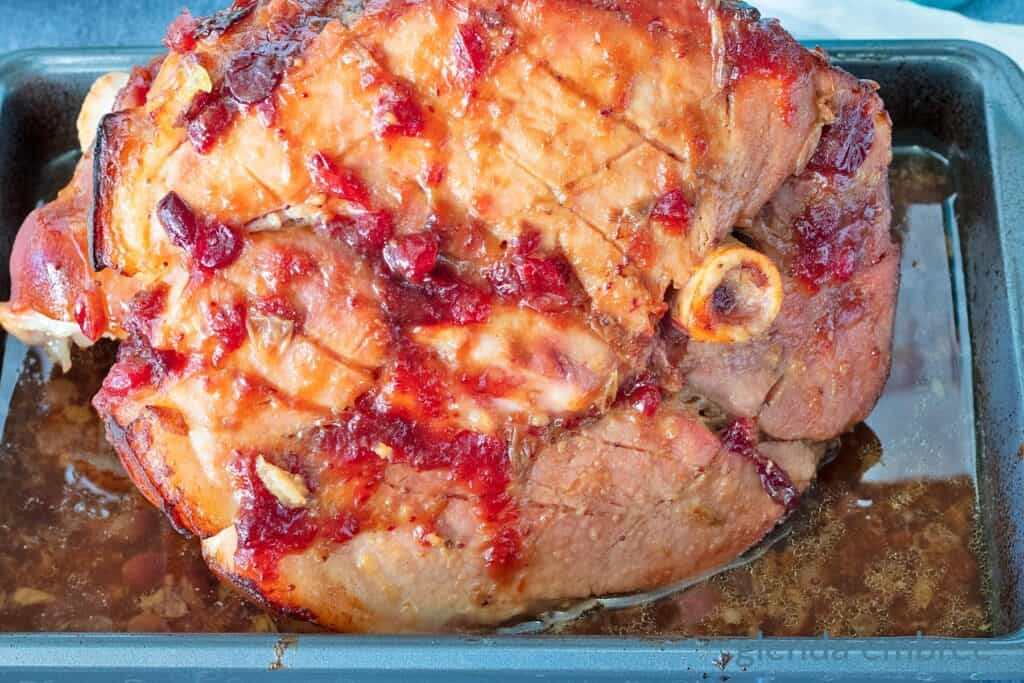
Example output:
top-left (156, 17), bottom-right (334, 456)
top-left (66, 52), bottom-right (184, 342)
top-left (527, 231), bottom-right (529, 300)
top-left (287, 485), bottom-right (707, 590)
top-left (0, 0), bottom-right (1015, 52)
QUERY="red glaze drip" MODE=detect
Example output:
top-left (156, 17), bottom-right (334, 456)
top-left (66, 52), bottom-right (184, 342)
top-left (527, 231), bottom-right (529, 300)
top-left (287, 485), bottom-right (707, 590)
top-left (385, 345), bottom-right (450, 418)
top-left (650, 189), bottom-right (693, 234)
top-left (372, 83), bottom-right (425, 139)
top-left (806, 98), bottom-right (876, 178)
top-left (720, 418), bottom-right (799, 512)
top-left (423, 162), bottom-right (446, 187)
top-left (307, 152), bottom-right (371, 207)
top-left (447, 430), bottom-right (510, 499)
top-left (323, 512), bottom-right (361, 544)
top-left (73, 288), bottom-right (107, 343)
top-left (484, 526), bottom-right (521, 573)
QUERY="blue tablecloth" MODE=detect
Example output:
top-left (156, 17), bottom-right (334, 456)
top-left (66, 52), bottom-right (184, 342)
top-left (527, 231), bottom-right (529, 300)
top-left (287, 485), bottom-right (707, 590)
top-left (0, 0), bottom-right (1015, 52)
top-left (960, 0), bottom-right (1020, 21)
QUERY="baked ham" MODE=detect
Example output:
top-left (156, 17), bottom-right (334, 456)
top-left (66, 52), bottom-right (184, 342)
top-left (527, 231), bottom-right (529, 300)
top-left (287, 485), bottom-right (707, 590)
top-left (0, 0), bottom-right (897, 631)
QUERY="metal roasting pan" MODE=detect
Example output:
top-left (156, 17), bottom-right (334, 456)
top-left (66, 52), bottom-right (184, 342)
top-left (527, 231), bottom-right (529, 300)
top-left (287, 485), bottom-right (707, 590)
top-left (0, 39), bottom-right (1023, 681)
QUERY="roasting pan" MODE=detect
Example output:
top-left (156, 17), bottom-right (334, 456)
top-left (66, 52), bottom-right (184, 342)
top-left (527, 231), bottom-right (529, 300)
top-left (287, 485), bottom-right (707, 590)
top-left (0, 39), bottom-right (1022, 681)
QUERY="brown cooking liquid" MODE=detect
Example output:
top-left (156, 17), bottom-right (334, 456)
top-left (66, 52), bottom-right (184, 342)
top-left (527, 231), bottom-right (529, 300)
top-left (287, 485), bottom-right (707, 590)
top-left (0, 149), bottom-right (991, 635)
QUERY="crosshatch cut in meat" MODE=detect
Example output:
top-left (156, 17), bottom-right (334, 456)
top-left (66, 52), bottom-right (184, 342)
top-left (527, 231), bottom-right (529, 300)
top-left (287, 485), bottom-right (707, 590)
top-left (0, 0), bottom-right (898, 632)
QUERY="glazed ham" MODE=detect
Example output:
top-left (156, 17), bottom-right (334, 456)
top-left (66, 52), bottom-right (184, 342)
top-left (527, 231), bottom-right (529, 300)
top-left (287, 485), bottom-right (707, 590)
top-left (0, 0), bottom-right (897, 631)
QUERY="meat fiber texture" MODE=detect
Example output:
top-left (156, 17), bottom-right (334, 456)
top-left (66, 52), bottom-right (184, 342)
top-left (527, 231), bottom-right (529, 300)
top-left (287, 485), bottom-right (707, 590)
top-left (0, 0), bottom-right (897, 632)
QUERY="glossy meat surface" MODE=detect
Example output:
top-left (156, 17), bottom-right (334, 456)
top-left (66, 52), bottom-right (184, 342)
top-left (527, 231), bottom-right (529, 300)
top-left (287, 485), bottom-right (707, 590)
top-left (0, 0), bottom-right (897, 631)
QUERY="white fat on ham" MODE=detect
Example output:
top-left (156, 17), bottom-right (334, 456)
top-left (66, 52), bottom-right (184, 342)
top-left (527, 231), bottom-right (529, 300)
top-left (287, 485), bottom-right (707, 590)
top-left (76, 71), bottom-right (130, 152)
top-left (0, 305), bottom-right (93, 372)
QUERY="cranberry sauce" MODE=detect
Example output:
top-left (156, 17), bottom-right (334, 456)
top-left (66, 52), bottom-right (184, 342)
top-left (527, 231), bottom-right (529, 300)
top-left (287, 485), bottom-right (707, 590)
top-left (485, 231), bottom-right (580, 314)
top-left (383, 232), bottom-right (439, 283)
top-left (720, 418), bottom-right (799, 511)
top-left (616, 372), bottom-right (661, 418)
top-left (157, 192), bottom-right (242, 271)
top-left (230, 378), bottom-right (521, 578)
top-left (306, 155), bottom-right (582, 327)
top-left (305, 156), bottom-right (493, 326)
top-left (371, 82), bottom-right (426, 139)
top-left (807, 98), bottom-right (876, 179)
top-left (323, 212), bottom-right (394, 255)
top-left (115, 63), bottom-right (158, 110)
top-left (451, 21), bottom-right (490, 86)
top-left (791, 93), bottom-right (878, 291)
top-left (791, 197), bottom-right (873, 292)
top-left (183, 91), bottom-right (234, 155)
top-left (165, 1), bottom-right (257, 54)
top-left (164, 11), bottom-right (200, 54)
top-left (307, 152), bottom-right (371, 207)
top-left (94, 345), bottom-right (154, 411)
top-left (387, 269), bottom-right (494, 326)
top-left (207, 301), bottom-right (247, 363)
top-left (721, 5), bottom-right (809, 122)
top-left (230, 455), bottom-right (319, 579)
top-left (93, 336), bottom-right (188, 416)
top-left (225, 46), bottom-right (286, 106)
top-left (173, 6), bottom-right (311, 153)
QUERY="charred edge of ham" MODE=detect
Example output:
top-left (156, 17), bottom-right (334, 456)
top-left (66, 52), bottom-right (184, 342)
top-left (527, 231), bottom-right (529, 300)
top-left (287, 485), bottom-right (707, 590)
top-left (194, 1), bottom-right (257, 40)
top-left (89, 112), bottom-right (129, 272)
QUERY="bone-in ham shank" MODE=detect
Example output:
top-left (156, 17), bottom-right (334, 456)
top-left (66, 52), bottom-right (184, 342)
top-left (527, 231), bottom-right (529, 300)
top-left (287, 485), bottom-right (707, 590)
top-left (0, 0), bottom-right (897, 632)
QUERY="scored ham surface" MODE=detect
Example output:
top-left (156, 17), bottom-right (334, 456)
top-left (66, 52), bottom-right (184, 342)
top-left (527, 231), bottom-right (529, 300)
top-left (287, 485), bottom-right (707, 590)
top-left (0, 0), bottom-right (897, 631)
